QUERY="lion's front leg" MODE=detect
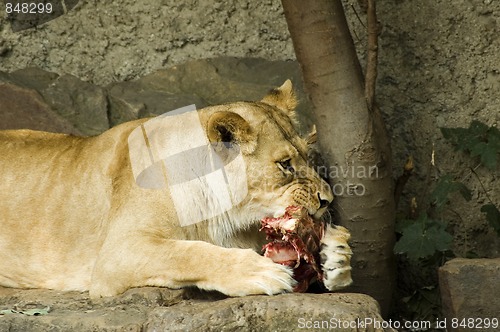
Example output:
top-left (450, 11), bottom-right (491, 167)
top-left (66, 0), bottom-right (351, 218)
top-left (89, 238), bottom-right (295, 298)
top-left (320, 224), bottom-right (353, 291)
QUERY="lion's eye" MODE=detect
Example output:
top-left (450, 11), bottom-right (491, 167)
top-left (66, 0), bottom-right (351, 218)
top-left (277, 159), bottom-right (295, 174)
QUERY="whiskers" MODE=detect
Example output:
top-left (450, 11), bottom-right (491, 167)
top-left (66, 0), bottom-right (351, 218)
top-left (321, 204), bottom-right (347, 226)
top-left (320, 208), bottom-right (333, 225)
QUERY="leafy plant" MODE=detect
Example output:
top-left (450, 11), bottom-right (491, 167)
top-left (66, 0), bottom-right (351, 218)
top-left (429, 174), bottom-right (472, 210)
top-left (440, 120), bottom-right (500, 171)
top-left (401, 286), bottom-right (441, 324)
top-left (481, 204), bottom-right (500, 236)
top-left (394, 213), bottom-right (452, 260)
top-left (395, 120), bottom-right (499, 261)
top-left (441, 120), bottom-right (500, 235)
top-left (393, 120), bottom-right (499, 323)
top-left (394, 174), bottom-right (471, 260)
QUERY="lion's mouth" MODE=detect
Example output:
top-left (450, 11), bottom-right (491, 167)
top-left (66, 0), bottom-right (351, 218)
top-left (260, 206), bottom-right (325, 292)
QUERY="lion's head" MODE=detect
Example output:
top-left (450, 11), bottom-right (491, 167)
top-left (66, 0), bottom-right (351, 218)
top-left (198, 81), bottom-right (333, 247)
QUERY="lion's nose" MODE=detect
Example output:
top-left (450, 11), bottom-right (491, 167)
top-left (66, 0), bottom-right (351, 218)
top-left (318, 193), bottom-right (331, 209)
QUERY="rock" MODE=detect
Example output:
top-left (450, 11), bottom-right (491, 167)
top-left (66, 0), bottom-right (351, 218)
top-left (0, 287), bottom-right (390, 332)
top-left (8, 68), bottom-right (109, 135)
top-left (439, 258), bottom-right (500, 331)
top-left (2, 67), bottom-right (59, 91)
top-left (1, 58), bottom-right (315, 135)
top-left (107, 93), bottom-right (144, 127)
top-left (106, 79), bottom-right (206, 121)
top-left (107, 57), bottom-right (316, 134)
top-left (0, 287), bottom-right (185, 332)
top-left (146, 293), bottom-right (390, 332)
top-left (0, 81), bottom-right (80, 135)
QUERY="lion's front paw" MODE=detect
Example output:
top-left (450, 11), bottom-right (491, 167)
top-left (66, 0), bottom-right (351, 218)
top-left (202, 248), bottom-right (295, 297)
top-left (320, 225), bottom-right (353, 291)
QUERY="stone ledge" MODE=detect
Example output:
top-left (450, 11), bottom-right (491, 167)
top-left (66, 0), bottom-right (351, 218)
top-left (0, 287), bottom-right (389, 331)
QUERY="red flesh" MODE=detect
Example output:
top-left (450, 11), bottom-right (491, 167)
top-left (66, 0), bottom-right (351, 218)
top-left (260, 206), bottom-right (325, 292)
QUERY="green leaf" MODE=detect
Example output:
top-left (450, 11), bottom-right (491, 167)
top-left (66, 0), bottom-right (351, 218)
top-left (19, 307), bottom-right (50, 316)
top-left (0, 306), bottom-right (50, 316)
top-left (394, 214), bottom-right (453, 260)
top-left (481, 204), bottom-right (500, 236)
top-left (395, 218), bottom-right (415, 234)
top-left (0, 309), bottom-right (16, 315)
top-left (471, 142), bottom-right (497, 170)
top-left (440, 121), bottom-right (500, 170)
top-left (430, 226), bottom-right (453, 252)
top-left (457, 183), bottom-right (473, 202)
top-left (430, 174), bottom-right (471, 211)
top-left (441, 120), bottom-right (487, 150)
top-left (489, 126), bottom-right (500, 149)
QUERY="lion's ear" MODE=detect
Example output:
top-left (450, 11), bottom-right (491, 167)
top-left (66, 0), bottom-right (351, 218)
top-left (306, 125), bottom-right (317, 145)
top-left (207, 111), bottom-right (257, 154)
top-left (261, 79), bottom-right (298, 116)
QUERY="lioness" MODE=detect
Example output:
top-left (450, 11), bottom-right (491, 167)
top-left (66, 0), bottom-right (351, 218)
top-left (0, 80), bottom-right (352, 298)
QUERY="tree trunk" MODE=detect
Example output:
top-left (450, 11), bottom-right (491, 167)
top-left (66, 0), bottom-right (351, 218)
top-left (282, 0), bottom-right (395, 316)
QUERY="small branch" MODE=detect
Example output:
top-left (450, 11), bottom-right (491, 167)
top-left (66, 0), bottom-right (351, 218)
top-left (351, 4), bottom-right (366, 29)
top-left (417, 144), bottom-right (437, 216)
top-left (394, 156), bottom-right (414, 209)
top-left (460, 163), bottom-right (481, 183)
top-left (410, 197), bottom-right (418, 220)
top-left (365, 0), bottom-right (378, 111)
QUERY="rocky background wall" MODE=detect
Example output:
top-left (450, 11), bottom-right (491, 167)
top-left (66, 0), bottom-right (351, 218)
top-left (1, 0), bottom-right (499, 328)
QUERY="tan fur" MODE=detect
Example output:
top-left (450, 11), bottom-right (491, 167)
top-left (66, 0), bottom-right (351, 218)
top-left (0, 81), bottom-right (350, 298)
top-left (261, 79), bottom-right (298, 117)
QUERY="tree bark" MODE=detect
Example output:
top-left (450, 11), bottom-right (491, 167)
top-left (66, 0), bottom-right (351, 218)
top-left (282, 0), bottom-right (395, 316)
